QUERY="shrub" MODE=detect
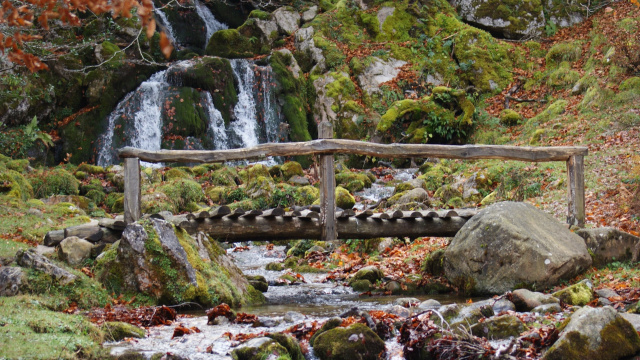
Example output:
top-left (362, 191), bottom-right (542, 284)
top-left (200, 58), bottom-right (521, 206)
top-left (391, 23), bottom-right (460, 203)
top-left (159, 179), bottom-right (204, 212)
top-left (28, 168), bottom-right (79, 198)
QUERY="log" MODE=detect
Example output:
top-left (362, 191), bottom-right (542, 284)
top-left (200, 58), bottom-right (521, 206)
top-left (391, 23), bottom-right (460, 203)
top-left (284, 210), bottom-right (302, 218)
top-left (118, 141), bottom-right (588, 163)
top-left (567, 155), bottom-right (585, 227)
top-left (210, 206), bottom-right (231, 218)
top-left (337, 209), bottom-right (356, 218)
top-left (390, 210), bottom-right (404, 219)
top-left (64, 220), bottom-right (102, 242)
top-left (318, 121), bottom-right (337, 241)
top-left (225, 209), bottom-right (245, 219)
top-left (196, 210), bottom-right (212, 219)
top-left (240, 210), bottom-right (263, 218)
top-left (298, 210), bottom-right (320, 220)
top-left (437, 210), bottom-right (458, 218)
top-left (189, 216), bottom-right (469, 241)
top-left (455, 208), bottom-right (480, 218)
top-left (262, 208), bottom-right (285, 217)
top-left (419, 211), bottom-right (438, 218)
top-left (44, 230), bottom-right (65, 247)
top-left (371, 213), bottom-right (391, 220)
top-left (355, 210), bottom-right (373, 219)
top-left (400, 211), bottom-right (422, 219)
top-left (98, 218), bottom-right (127, 231)
top-left (123, 157), bottom-right (141, 223)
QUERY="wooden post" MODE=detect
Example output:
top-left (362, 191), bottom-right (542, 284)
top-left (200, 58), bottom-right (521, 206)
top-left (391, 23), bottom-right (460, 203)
top-left (318, 121), bottom-right (337, 240)
top-left (566, 155), bottom-right (585, 227)
top-left (124, 157), bottom-right (142, 224)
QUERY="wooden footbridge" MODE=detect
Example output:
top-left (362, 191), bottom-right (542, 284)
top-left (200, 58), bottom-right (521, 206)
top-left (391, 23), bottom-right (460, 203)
top-left (113, 121), bottom-right (587, 242)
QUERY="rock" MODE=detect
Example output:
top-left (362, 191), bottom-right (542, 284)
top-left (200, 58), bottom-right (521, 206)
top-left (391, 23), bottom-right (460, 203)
top-left (376, 7), bottom-right (395, 32)
top-left (531, 303), bottom-right (562, 314)
top-left (313, 323), bottom-right (386, 360)
top-left (43, 195), bottom-right (91, 211)
top-left (418, 299), bottom-right (442, 310)
top-left (552, 280), bottom-right (594, 306)
top-left (387, 188), bottom-right (430, 207)
top-left (492, 298), bottom-right (516, 313)
top-left (388, 305), bottom-right (411, 318)
top-left (246, 275), bottom-right (268, 293)
top-left (511, 289), bottom-right (559, 312)
top-left (16, 249), bottom-right (77, 285)
top-left (451, 301), bottom-right (495, 326)
top-left (385, 280), bottom-right (401, 294)
top-left (451, 0), bottom-right (545, 39)
top-left (395, 297), bottom-right (420, 308)
top-left (335, 186), bottom-right (355, 209)
top-left (102, 321), bottom-right (145, 341)
top-left (620, 313), bottom-right (640, 332)
top-left (253, 19), bottom-right (279, 45)
top-left (273, 7), bottom-right (300, 35)
top-left (351, 265), bottom-right (384, 283)
top-left (377, 238), bottom-right (395, 253)
top-left (284, 311), bottom-right (305, 323)
top-left (576, 227), bottom-right (640, 267)
top-left (28, 208), bottom-right (43, 217)
top-left (310, 317), bottom-right (343, 346)
top-left (288, 175), bottom-right (310, 186)
top-left (351, 279), bottom-right (371, 292)
top-left (58, 236), bottom-right (94, 265)
top-left (0, 267), bottom-right (25, 296)
top-left (444, 202), bottom-right (592, 294)
top-left (542, 306), bottom-right (640, 360)
top-left (274, 49), bottom-right (302, 78)
top-left (357, 57), bottom-right (407, 95)
top-left (470, 314), bottom-right (527, 339)
top-left (231, 337), bottom-right (287, 360)
top-left (34, 245), bottom-right (56, 256)
top-left (423, 249), bottom-right (445, 276)
top-left (302, 6), bottom-right (318, 23)
top-left (596, 288), bottom-right (618, 299)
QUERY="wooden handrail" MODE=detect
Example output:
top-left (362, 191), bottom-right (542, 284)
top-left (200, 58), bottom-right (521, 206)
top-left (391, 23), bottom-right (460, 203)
top-left (119, 121), bottom-right (587, 234)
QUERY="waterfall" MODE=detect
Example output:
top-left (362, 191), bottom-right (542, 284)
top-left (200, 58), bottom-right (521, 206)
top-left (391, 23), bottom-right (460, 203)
top-left (194, 0), bottom-right (228, 47)
top-left (97, 71), bottom-right (168, 167)
top-left (203, 92), bottom-right (229, 150)
top-left (154, 6), bottom-right (179, 47)
top-left (229, 59), bottom-right (259, 148)
top-left (257, 66), bottom-right (281, 143)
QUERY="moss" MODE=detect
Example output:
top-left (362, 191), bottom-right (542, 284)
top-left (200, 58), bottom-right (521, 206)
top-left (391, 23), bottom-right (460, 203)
top-left (265, 262), bottom-right (284, 271)
top-left (267, 333), bottom-right (305, 360)
top-left (547, 65), bottom-right (581, 89)
top-left (620, 77), bottom-right (640, 93)
top-left (294, 185), bottom-right (319, 206)
top-left (283, 95), bottom-right (312, 143)
top-left (85, 189), bottom-right (105, 205)
top-left (232, 339), bottom-right (290, 360)
top-left (28, 168), bottom-right (79, 198)
top-left (422, 249), bottom-right (445, 275)
top-left (529, 129), bottom-right (546, 145)
top-left (159, 179), bottom-right (204, 212)
top-left (419, 162), bottom-right (452, 190)
top-left (6, 159), bottom-right (30, 173)
top-left (76, 163), bottom-right (104, 174)
top-left (350, 279), bottom-right (372, 292)
top-left (249, 9), bottom-right (271, 20)
top-left (527, 100), bottom-right (568, 126)
top-left (313, 323), bottom-right (386, 360)
top-left (335, 186), bottom-right (355, 209)
top-left (0, 169), bottom-right (34, 200)
top-left (281, 161), bottom-right (304, 179)
top-left (500, 109), bottom-right (522, 126)
top-left (206, 29), bottom-right (256, 58)
top-left (165, 168), bottom-right (193, 181)
top-left (378, 6), bottom-right (415, 42)
top-left (102, 321), bottom-right (145, 341)
top-left (209, 167), bottom-right (239, 186)
top-left (546, 41), bottom-right (583, 67)
top-left (205, 186), bottom-right (227, 203)
top-left (551, 281), bottom-right (593, 306)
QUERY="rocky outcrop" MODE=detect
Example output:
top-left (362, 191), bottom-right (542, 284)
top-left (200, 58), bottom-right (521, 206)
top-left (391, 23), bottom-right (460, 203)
top-left (543, 306), bottom-right (640, 360)
top-left (576, 227), bottom-right (640, 267)
top-left (444, 202), bottom-right (592, 294)
top-left (0, 267), bottom-right (25, 296)
top-left (273, 7), bottom-right (300, 35)
top-left (16, 249), bottom-right (77, 285)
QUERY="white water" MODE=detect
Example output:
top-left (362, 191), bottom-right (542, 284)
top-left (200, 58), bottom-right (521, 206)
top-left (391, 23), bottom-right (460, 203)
top-left (203, 92), bottom-right (229, 150)
top-left (154, 6), bottom-right (179, 48)
top-left (230, 59), bottom-right (259, 148)
top-left (194, 0), bottom-right (228, 47)
top-left (259, 66), bottom-right (281, 144)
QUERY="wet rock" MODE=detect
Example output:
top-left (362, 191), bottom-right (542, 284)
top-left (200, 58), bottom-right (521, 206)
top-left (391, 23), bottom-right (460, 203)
top-left (552, 280), bottom-right (593, 306)
top-left (310, 317), bottom-right (343, 346)
top-left (58, 236), bottom-right (93, 265)
top-left (394, 297), bottom-right (420, 308)
top-left (284, 311), bottom-right (305, 323)
top-left (350, 265), bottom-right (384, 283)
top-left (418, 299), bottom-right (442, 310)
top-left (350, 279), bottom-right (371, 292)
top-left (576, 227), bottom-right (640, 267)
top-left (16, 249), bottom-right (77, 285)
top-left (531, 303), bottom-right (562, 314)
top-left (444, 202), bottom-right (592, 294)
top-left (246, 275), bottom-right (268, 293)
top-left (388, 305), bottom-right (411, 318)
top-left (492, 298), bottom-right (516, 313)
top-left (357, 57), bottom-right (407, 95)
top-left (470, 314), bottom-right (527, 339)
top-left (253, 317), bottom-right (278, 328)
top-left (231, 337), bottom-right (287, 360)
top-left (267, 333), bottom-right (305, 360)
top-left (0, 267), bottom-right (25, 296)
top-left (542, 306), bottom-right (640, 360)
top-left (273, 7), bottom-right (300, 35)
top-left (511, 289), bottom-right (559, 312)
top-left (102, 321), bottom-right (146, 341)
top-left (452, 301), bottom-right (495, 326)
top-left (313, 323), bottom-right (386, 360)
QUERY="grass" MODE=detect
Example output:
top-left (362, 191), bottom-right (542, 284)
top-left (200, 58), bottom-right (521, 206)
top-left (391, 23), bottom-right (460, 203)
top-left (0, 238), bottom-right (29, 258)
top-left (0, 296), bottom-right (108, 359)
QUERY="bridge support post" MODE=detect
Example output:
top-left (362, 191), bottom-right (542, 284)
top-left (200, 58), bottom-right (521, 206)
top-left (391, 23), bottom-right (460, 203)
top-left (318, 121), bottom-right (337, 240)
top-left (567, 155), bottom-right (585, 227)
top-left (124, 157), bottom-right (141, 224)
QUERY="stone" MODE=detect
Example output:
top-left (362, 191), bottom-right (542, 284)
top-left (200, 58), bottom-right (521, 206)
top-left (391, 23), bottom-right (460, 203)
top-left (511, 289), bottom-right (559, 312)
top-left (284, 311), bottom-right (305, 323)
top-left (552, 280), bottom-right (594, 306)
top-left (388, 188), bottom-right (430, 207)
top-left (620, 313), bottom-right (640, 332)
top-left (16, 249), bottom-right (77, 285)
top-left (576, 227), bottom-right (640, 267)
top-left (350, 265), bottom-right (384, 283)
top-left (246, 275), bottom-right (268, 293)
top-left (254, 19), bottom-right (278, 44)
top-left (273, 7), bottom-right (300, 35)
top-left (0, 267), bottom-right (25, 296)
top-left (231, 337), bottom-right (286, 360)
top-left (274, 49), bottom-right (302, 79)
top-left (357, 57), bottom-right (407, 95)
top-left (288, 175), bottom-right (310, 186)
top-left (492, 298), bottom-right (516, 313)
top-left (531, 303), bottom-right (562, 314)
top-left (543, 306), bottom-right (640, 360)
top-left (151, 219), bottom-right (197, 286)
top-left (385, 280), bottom-right (401, 294)
top-left (43, 195), bottom-right (91, 211)
top-left (388, 305), bottom-right (411, 318)
top-left (595, 288), bottom-right (618, 299)
top-left (313, 323), bottom-right (386, 360)
top-left (302, 6), bottom-right (318, 23)
top-left (418, 299), bottom-right (442, 310)
top-left (58, 236), bottom-right (94, 265)
top-left (470, 314), bottom-right (527, 339)
top-left (376, 7), bottom-right (395, 32)
top-left (394, 297), bottom-right (420, 308)
top-left (350, 279), bottom-right (371, 292)
top-left (451, 300), bottom-right (495, 326)
top-left (102, 321), bottom-right (146, 341)
top-left (444, 202), bottom-right (592, 295)
top-left (451, 0), bottom-right (545, 39)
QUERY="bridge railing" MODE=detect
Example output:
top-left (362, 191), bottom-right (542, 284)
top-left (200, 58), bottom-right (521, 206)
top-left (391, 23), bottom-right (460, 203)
top-left (118, 121), bottom-right (588, 239)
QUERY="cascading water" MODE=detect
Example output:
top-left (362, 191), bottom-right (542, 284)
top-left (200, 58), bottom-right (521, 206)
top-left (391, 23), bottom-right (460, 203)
top-left (203, 92), bottom-right (229, 150)
top-left (228, 59), bottom-right (260, 149)
top-left (194, 0), bottom-right (228, 47)
top-left (154, 6), bottom-right (179, 47)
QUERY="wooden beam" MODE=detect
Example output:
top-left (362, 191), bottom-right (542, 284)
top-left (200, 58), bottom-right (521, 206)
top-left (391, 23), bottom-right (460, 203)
top-left (318, 121), bottom-right (337, 241)
top-left (123, 157), bottom-right (141, 224)
top-left (567, 155), bottom-right (585, 227)
top-left (184, 216), bottom-right (469, 241)
top-left (118, 141), bottom-right (588, 163)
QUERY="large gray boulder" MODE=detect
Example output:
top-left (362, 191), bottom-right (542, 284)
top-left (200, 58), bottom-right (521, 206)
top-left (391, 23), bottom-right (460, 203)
top-left (543, 306), bottom-right (640, 360)
top-left (357, 57), bottom-right (406, 95)
top-left (16, 249), bottom-right (77, 285)
top-left (576, 227), bottom-right (640, 267)
top-left (273, 7), bottom-right (300, 35)
top-left (0, 267), bottom-right (25, 296)
top-left (58, 236), bottom-right (94, 265)
top-left (444, 202), bottom-right (592, 294)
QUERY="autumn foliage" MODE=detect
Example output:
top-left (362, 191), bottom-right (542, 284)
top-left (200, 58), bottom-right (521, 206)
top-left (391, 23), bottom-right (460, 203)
top-left (0, 0), bottom-right (172, 71)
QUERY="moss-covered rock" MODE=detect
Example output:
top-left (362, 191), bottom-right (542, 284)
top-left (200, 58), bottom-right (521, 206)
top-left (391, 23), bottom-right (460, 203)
top-left (295, 185), bottom-right (320, 206)
top-left (165, 168), bottom-right (193, 180)
top-left (231, 337), bottom-right (290, 360)
top-left (313, 323), bottom-right (386, 360)
top-left (281, 161), bottom-right (304, 179)
top-left (158, 179), bottom-right (204, 212)
top-left (28, 168), bottom-right (79, 198)
top-left (350, 279), bottom-right (372, 292)
top-left (552, 280), bottom-right (593, 306)
top-left (500, 109), bottom-right (522, 126)
top-left (206, 29), bottom-right (257, 58)
top-left (102, 321), bottom-right (146, 341)
top-left (335, 186), bottom-right (355, 209)
top-left (470, 314), bottom-right (527, 339)
top-left (0, 169), bottom-right (34, 200)
top-left (546, 42), bottom-right (583, 67)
